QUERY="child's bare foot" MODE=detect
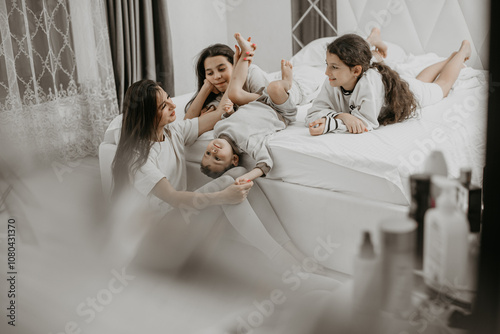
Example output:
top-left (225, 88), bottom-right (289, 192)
top-left (459, 40), bottom-right (471, 62)
top-left (366, 27), bottom-right (387, 58)
top-left (372, 50), bottom-right (384, 63)
top-left (281, 59), bottom-right (293, 91)
top-left (234, 32), bottom-right (255, 56)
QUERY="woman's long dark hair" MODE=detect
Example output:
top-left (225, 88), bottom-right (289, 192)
top-left (327, 34), bottom-right (418, 125)
top-left (112, 80), bottom-right (162, 196)
top-left (184, 44), bottom-right (235, 113)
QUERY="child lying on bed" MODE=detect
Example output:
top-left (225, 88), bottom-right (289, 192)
top-left (307, 28), bottom-right (471, 135)
top-left (200, 33), bottom-right (298, 182)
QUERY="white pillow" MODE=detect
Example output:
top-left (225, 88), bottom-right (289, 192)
top-left (384, 41), bottom-right (408, 64)
top-left (290, 36), bottom-right (408, 67)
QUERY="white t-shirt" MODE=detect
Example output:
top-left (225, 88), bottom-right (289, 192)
top-left (104, 115), bottom-right (199, 213)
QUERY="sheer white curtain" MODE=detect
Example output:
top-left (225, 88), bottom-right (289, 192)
top-left (0, 0), bottom-right (118, 164)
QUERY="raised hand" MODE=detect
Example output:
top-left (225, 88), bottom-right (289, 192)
top-left (203, 78), bottom-right (220, 94)
top-left (234, 34), bottom-right (256, 64)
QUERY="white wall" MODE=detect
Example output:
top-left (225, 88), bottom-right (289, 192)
top-left (167, 0), bottom-right (293, 96)
top-left (167, 0), bottom-right (228, 96)
top-left (225, 0), bottom-right (293, 74)
top-left (336, 0), bottom-right (489, 70)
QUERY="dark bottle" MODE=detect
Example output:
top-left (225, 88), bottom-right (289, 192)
top-left (409, 173), bottom-right (432, 270)
top-left (459, 167), bottom-right (482, 233)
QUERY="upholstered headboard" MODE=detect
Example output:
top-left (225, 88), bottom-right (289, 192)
top-left (336, 0), bottom-right (490, 70)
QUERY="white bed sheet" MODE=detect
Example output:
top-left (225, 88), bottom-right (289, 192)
top-left (179, 54), bottom-right (487, 206)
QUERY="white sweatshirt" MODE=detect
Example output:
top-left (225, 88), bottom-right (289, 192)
top-left (305, 68), bottom-right (388, 132)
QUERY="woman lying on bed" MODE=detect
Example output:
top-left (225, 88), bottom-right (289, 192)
top-left (109, 80), bottom-right (338, 286)
top-left (183, 41), bottom-right (303, 121)
top-left (307, 28), bottom-right (471, 135)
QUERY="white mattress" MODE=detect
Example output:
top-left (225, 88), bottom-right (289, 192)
top-left (178, 54), bottom-right (487, 206)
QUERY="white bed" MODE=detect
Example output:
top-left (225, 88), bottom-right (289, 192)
top-left (178, 35), bottom-right (487, 277)
top-left (99, 0), bottom-right (489, 275)
top-left (184, 54), bottom-right (487, 207)
top-left (179, 61), bottom-right (486, 274)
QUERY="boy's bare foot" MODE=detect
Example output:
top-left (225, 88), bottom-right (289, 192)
top-left (234, 32), bottom-right (255, 56)
top-left (459, 40), bottom-right (471, 62)
top-left (366, 27), bottom-right (388, 58)
top-left (281, 59), bottom-right (293, 91)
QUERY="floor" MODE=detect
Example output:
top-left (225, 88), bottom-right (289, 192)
top-left (0, 157), bottom-right (345, 334)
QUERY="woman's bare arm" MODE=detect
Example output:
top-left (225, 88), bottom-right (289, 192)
top-left (184, 80), bottom-right (218, 120)
top-left (151, 177), bottom-right (253, 209)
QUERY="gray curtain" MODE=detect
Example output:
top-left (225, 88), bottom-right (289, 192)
top-left (291, 0), bottom-right (337, 54)
top-left (106, 0), bottom-right (175, 108)
top-left (0, 0), bottom-right (119, 164)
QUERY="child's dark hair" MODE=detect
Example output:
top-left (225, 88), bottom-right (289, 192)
top-left (185, 44), bottom-right (235, 113)
top-left (327, 34), bottom-right (418, 125)
top-left (200, 163), bottom-right (236, 179)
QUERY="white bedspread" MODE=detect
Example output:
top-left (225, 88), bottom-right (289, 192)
top-left (267, 54), bottom-right (487, 204)
top-left (180, 53), bottom-right (487, 206)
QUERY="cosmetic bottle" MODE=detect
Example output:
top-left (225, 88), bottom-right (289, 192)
top-left (351, 231), bottom-right (381, 333)
top-left (380, 217), bottom-right (417, 316)
top-left (464, 233), bottom-right (479, 296)
top-left (422, 150), bottom-right (448, 209)
top-left (423, 150), bottom-right (448, 177)
top-left (457, 167), bottom-right (482, 233)
top-left (457, 168), bottom-right (482, 301)
top-left (409, 173), bottom-right (431, 270)
top-left (423, 179), bottom-right (469, 293)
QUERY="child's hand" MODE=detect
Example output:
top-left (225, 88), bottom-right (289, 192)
top-left (235, 168), bottom-right (262, 184)
top-left (308, 118), bottom-right (326, 136)
top-left (234, 37), bottom-right (256, 64)
top-left (235, 177), bottom-right (252, 185)
top-left (335, 113), bottom-right (368, 134)
top-left (203, 79), bottom-right (220, 94)
top-left (223, 99), bottom-right (234, 113)
top-left (235, 45), bottom-right (255, 64)
top-left (221, 182), bottom-right (253, 204)
top-left (222, 105), bottom-right (235, 118)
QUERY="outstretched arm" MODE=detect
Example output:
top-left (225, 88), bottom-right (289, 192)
top-left (235, 168), bottom-right (264, 183)
top-left (151, 177), bottom-right (253, 209)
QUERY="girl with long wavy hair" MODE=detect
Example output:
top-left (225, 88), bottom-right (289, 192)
top-left (307, 28), bottom-right (471, 135)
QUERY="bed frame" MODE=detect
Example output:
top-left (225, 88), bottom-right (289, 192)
top-left (99, 0), bottom-right (488, 276)
top-left (182, 0), bottom-right (489, 275)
